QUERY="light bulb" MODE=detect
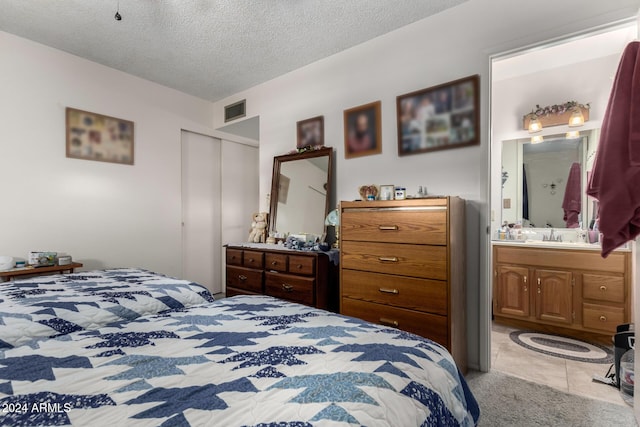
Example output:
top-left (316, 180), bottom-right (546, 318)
top-left (566, 131), bottom-right (580, 139)
top-left (528, 116), bottom-right (542, 133)
top-left (568, 108), bottom-right (584, 127)
top-left (531, 135), bottom-right (544, 144)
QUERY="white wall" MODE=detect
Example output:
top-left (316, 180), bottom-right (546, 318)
top-left (0, 31), bottom-right (217, 278)
top-left (211, 0), bottom-right (640, 370)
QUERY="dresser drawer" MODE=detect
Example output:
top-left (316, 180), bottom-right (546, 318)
top-left (341, 207), bottom-right (447, 245)
top-left (583, 274), bottom-right (624, 303)
top-left (265, 272), bottom-right (315, 306)
top-left (583, 303), bottom-right (624, 333)
top-left (289, 255), bottom-right (315, 275)
top-left (341, 241), bottom-right (447, 280)
top-left (226, 266), bottom-right (263, 293)
top-left (342, 298), bottom-right (448, 347)
top-left (226, 248), bottom-right (243, 266)
top-left (243, 250), bottom-right (265, 269)
top-left (265, 253), bottom-right (288, 272)
top-left (341, 269), bottom-right (447, 315)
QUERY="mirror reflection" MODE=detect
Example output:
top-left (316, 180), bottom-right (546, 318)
top-left (269, 147), bottom-right (332, 239)
top-left (501, 130), bottom-right (598, 229)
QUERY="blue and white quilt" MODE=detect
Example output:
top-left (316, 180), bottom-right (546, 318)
top-left (0, 268), bottom-right (214, 349)
top-left (0, 295), bottom-right (479, 426)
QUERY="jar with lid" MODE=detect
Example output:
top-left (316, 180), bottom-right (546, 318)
top-left (620, 348), bottom-right (635, 406)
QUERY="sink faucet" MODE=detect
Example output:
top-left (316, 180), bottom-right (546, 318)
top-left (543, 228), bottom-right (562, 242)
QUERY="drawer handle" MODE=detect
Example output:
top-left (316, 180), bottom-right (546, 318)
top-left (380, 318), bottom-right (399, 327)
top-left (379, 288), bottom-right (399, 295)
top-left (238, 275), bottom-right (247, 281)
top-left (296, 264), bottom-right (303, 270)
top-left (599, 315), bottom-right (607, 322)
top-left (231, 256), bottom-right (237, 260)
top-left (248, 258), bottom-right (255, 263)
top-left (282, 283), bottom-right (294, 292)
top-left (379, 225), bottom-right (399, 231)
top-left (271, 261), bottom-right (279, 266)
top-left (378, 257), bottom-right (399, 263)
top-left (600, 285), bottom-right (607, 291)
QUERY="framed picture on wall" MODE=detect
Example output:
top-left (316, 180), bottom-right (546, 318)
top-left (66, 107), bottom-right (135, 165)
top-left (344, 101), bottom-right (382, 159)
top-left (296, 116), bottom-right (324, 149)
top-left (396, 75), bottom-right (479, 156)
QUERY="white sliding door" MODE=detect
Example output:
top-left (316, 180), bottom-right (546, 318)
top-left (181, 131), bottom-right (222, 293)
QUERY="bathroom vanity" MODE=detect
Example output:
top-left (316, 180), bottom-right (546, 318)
top-left (492, 240), bottom-right (631, 341)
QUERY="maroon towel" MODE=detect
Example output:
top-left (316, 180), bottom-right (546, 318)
top-left (587, 41), bottom-right (640, 257)
top-left (562, 162), bottom-right (581, 228)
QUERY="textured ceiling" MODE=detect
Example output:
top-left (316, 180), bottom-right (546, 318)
top-left (0, 0), bottom-right (467, 102)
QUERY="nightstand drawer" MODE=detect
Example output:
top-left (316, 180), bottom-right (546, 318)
top-left (583, 303), bottom-right (624, 333)
top-left (341, 207), bottom-right (447, 245)
top-left (341, 269), bottom-right (447, 315)
top-left (288, 255), bottom-right (315, 275)
top-left (341, 298), bottom-right (448, 347)
top-left (265, 253), bottom-right (288, 272)
top-left (341, 241), bottom-right (447, 280)
top-left (226, 249), bottom-right (243, 266)
top-left (243, 250), bottom-right (265, 269)
top-left (226, 266), bottom-right (263, 293)
top-left (583, 274), bottom-right (624, 303)
top-left (265, 272), bottom-right (314, 306)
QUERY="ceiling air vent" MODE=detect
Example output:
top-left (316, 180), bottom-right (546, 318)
top-left (224, 99), bottom-right (246, 122)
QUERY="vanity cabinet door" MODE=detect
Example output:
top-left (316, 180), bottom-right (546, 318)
top-left (535, 269), bottom-right (573, 325)
top-left (495, 265), bottom-right (530, 318)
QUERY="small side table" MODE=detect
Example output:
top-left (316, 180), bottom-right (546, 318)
top-left (0, 262), bottom-right (83, 282)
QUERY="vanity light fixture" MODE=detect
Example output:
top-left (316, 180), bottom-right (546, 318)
top-left (528, 115), bottom-right (543, 133)
top-left (531, 135), bottom-right (544, 144)
top-left (568, 107), bottom-right (585, 127)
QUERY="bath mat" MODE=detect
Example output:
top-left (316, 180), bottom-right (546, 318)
top-left (509, 330), bottom-right (613, 363)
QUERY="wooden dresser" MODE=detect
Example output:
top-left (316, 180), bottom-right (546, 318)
top-left (493, 243), bottom-right (631, 342)
top-left (225, 245), bottom-right (338, 311)
top-left (340, 197), bottom-right (466, 371)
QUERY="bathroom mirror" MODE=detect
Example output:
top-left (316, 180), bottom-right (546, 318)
top-left (501, 130), bottom-right (598, 228)
top-left (269, 147), bottom-right (333, 239)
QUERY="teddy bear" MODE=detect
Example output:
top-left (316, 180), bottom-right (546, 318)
top-left (248, 212), bottom-right (268, 243)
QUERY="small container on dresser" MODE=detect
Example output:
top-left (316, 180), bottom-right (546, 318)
top-left (225, 245), bottom-right (338, 311)
top-left (339, 197), bottom-right (467, 372)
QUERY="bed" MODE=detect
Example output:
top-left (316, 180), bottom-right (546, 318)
top-left (0, 268), bottom-right (214, 349)
top-left (0, 294), bottom-right (479, 426)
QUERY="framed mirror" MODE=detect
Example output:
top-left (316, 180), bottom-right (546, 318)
top-left (269, 147), bottom-right (333, 240)
top-left (501, 129), bottom-right (599, 229)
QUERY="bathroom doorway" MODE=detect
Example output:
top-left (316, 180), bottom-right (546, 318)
top-left (489, 21), bottom-right (638, 405)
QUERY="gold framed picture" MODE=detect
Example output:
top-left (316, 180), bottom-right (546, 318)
top-left (66, 107), bottom-right (134, 165)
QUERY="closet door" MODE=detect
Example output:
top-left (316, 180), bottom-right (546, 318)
top-left (181, 131), bottom-right (222, 293)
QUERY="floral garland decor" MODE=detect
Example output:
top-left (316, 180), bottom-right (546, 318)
top-left (524, 101), bottom-right (590, 119)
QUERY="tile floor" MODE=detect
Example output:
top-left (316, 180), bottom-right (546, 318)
top-left (491, 322), bottom-right (627, 406)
